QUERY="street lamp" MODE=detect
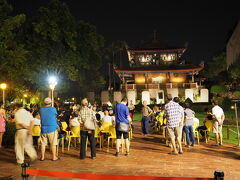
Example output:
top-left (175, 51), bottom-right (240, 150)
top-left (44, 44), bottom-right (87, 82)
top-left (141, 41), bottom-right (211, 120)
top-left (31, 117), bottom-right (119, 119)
top-left (0, 83), bottom-right (7, 105)
top-left (48, 76), bottom-right (57, 107)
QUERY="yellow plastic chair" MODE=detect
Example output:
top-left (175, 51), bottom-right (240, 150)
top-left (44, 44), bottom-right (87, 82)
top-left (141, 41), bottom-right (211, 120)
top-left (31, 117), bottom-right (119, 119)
top-left (57, 136), bottom-right (65, 156)
top-left (107, 126), bottom-right (116, 152)
top-left (203, 120), bottom-right (213, 143)
top-left (100, 122), bottom-right (112, 133)
top-left (95, 126), bottom-right (102, 150)
top-left (61, 121), bottom-right (70, 136)
top-left (32, 125), bottom-right (41, 136)
top-left (193, 121), bottom-right (200, 145)
top-left (32, 125), bottom-right (41, 148)
top-left (129, 124), bottom-right (133, 140)
top-left (67, 126), bottom-right (80, 151)
top-left (100, 122), bottom-right (112, 147)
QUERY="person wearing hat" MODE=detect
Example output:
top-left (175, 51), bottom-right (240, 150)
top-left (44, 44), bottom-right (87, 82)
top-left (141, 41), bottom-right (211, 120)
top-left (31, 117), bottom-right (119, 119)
top-left (78, 98), bottom-right (97, 159)
top-left (39, 97), bottom-right (59, 161)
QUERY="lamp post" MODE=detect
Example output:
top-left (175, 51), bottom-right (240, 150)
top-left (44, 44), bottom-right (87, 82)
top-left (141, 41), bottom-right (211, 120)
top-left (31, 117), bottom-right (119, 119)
top-left (0, 83), bottom-right (7, 105)
top-left (48, 77), bottom-right (57, 107)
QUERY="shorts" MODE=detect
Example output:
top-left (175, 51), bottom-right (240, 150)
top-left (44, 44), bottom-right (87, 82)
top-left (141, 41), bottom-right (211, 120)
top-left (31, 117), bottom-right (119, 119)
top-left (167, 126), bottom-right (181, 140)
top-left (40, 130), bottom-right (58, 146)
top-left (115, 125), bottom-right (129, 139)
top-left (213, 121), bottom-right (222, 134)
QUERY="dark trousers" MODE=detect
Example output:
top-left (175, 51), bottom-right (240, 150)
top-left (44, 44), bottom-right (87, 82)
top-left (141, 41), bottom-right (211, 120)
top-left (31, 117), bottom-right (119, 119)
top-left (142, 116), bottom-right (150, 135)
top-left (197, 126), bottom-right (207, 137)
top-left (33, 136), bottom-right (39, 146)
top-left (80, 130), bottom-right (96, 159)
top-left (183, 125), bottom-right (195, 145)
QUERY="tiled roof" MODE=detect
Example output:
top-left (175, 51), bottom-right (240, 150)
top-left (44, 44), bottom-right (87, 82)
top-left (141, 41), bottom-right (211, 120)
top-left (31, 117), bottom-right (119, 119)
top-left (115, 64), bottom-right (203, 73)
top-left (128, 40), bottom-right (186, 51)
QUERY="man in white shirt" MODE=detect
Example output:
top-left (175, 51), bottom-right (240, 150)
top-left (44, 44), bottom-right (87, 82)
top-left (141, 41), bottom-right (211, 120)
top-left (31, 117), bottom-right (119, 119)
top-left (211, 100), bottom-right (225, 145)
top-left (14, 103), bottom-right (37, 164)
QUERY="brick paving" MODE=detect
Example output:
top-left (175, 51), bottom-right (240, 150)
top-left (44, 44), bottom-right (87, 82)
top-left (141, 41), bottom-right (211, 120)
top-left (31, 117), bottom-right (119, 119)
top-left (0, 121), bottom-right (240, 180)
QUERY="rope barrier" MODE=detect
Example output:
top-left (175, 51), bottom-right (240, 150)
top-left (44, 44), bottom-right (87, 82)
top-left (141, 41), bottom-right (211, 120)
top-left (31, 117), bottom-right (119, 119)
top-left (21, 163), bottom-right (222, 180)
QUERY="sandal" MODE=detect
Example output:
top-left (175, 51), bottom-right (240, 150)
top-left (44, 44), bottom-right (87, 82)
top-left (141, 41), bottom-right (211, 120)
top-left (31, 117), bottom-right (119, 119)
top-left (168, 152), bottom-right (178, 155)
top-left (52, 157), bottom-right (60, 161)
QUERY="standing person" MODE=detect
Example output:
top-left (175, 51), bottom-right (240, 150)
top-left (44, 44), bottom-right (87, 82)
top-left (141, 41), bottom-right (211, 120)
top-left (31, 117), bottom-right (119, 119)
top-left (165, 95), bottom-right (184, 155)
top-left (14, 103), bottom-right (37, 164)
top-left (32, 110), bottom-right (41, 146)
top-left (0, 103), bottom-right (6, 148)
top-left (173, 98), bottom-right (185, 145)
top-left (211, 100), bottom-right (225, 146)
top-left (78, 98), bottom-right (96, 159)
top-left (141, 101), bottom-right (153, 136)
top-left (114, 98), bottom-right (131, 156)
top-left (183, 103), bottom-right (195, 147)
top-left (128, 100), bottom-right (135, 120)
top-left (39, 97), bottom-right (59, 161)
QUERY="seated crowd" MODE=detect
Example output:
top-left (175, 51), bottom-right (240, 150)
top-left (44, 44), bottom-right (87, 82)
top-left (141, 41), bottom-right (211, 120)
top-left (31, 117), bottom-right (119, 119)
top-left (0, 95), bottom-right (224, 163)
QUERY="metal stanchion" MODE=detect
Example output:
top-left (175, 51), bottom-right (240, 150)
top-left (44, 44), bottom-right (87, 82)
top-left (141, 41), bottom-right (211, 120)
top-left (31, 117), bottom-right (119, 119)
top-left (214, 170), bottom-right (224, 180)
top-left (231, 99), bottom-right (240, 147)
top-left (21, 163), bottom-right (29, 180)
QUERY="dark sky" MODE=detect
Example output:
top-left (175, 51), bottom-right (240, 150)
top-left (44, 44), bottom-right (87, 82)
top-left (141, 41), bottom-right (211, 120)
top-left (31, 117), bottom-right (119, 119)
top-left (9, 0), bottom-right (240, 63)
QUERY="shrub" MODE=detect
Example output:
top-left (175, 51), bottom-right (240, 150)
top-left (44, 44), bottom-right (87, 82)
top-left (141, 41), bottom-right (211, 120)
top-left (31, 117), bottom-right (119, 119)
top-left (210, 85), bottom-right (227, 94)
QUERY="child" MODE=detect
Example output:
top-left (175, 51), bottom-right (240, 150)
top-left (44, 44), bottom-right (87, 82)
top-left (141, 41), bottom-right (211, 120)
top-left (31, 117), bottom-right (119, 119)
top-left (69, 112), bottom-right (80, 127)
top-left (102, 110), bottom-right (112, 123)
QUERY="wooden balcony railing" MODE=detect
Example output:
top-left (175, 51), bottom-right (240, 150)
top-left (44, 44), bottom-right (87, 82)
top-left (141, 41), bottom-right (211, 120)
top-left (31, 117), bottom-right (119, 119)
top-left (121, 83), bottom-right (198, 90)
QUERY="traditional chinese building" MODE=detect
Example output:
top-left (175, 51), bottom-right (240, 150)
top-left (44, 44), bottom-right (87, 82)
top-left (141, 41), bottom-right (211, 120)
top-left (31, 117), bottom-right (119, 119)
top-left (114, 39), bottom-right (208, 104)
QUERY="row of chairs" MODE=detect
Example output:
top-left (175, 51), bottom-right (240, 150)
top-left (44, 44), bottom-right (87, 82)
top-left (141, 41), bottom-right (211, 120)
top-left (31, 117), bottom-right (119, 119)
top-left (153, 118), bottom-right (213, 145)
top-left (32, 121), bottom-right (133, 155)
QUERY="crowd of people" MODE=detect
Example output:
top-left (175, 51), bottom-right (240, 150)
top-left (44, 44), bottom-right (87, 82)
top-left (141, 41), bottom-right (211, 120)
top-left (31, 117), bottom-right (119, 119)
top-left (140, 95), bottom-right (225, 155)
top-left (0, 94), bottom-right (225, 164)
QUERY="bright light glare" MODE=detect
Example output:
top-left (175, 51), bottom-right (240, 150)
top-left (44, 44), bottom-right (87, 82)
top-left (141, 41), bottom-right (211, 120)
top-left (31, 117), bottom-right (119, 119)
top-left (0, 83), bottom-right (7, 90)
top-left (48, 76), bottom-right (57, 90)
top-left (48, 76), bottom-right (57, 85)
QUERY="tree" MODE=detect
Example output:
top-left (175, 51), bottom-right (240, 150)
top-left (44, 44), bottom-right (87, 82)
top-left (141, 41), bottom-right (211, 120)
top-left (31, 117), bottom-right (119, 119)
top-left (23, 0), bottom-right (105, 95)
top-left (202, 52), bottom-right (227, 78)
top-left (228, 57), bottom-right (240, 81)
top-left (0, 0), bottom-right (28, 87)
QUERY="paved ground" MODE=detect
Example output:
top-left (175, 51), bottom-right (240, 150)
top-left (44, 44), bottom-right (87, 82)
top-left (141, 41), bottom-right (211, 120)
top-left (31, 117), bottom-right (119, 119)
top-left (0, 121), bottom-right (240, 180)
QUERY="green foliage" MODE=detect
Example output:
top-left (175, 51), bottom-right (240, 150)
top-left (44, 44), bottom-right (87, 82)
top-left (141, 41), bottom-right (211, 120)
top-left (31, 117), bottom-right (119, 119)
top-left (0, 0), bottom-right (106, 100)
top-left (210, 85), bottom-right (227, 94)
top-left (232, 91), bottom-right (240, 98)
top-left (228, 57), bottom-right (240, 81)
top-left (203, 52), bottom-right (227, 78)
top-left (222, 97), bottom-right (232, 110)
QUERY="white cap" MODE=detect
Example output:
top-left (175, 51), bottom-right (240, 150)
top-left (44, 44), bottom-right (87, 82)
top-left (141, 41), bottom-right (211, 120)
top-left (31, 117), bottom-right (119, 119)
top-left (44, 97), bottom-right (52, 105)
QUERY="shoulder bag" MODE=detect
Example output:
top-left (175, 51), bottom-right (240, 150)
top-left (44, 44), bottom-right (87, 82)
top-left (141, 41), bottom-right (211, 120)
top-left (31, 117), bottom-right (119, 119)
top-left (116, 104), bottom-right (129, 133)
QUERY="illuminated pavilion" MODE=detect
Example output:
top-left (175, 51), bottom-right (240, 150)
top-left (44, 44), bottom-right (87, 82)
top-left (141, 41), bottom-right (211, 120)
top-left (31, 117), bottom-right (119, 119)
top-left (114, 39), bottom-right (207, 104)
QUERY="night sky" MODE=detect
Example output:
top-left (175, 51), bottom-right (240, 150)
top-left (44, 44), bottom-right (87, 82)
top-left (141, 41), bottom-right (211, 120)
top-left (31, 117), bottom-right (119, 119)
top-left (9, 0), bottom-right (240, 63)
